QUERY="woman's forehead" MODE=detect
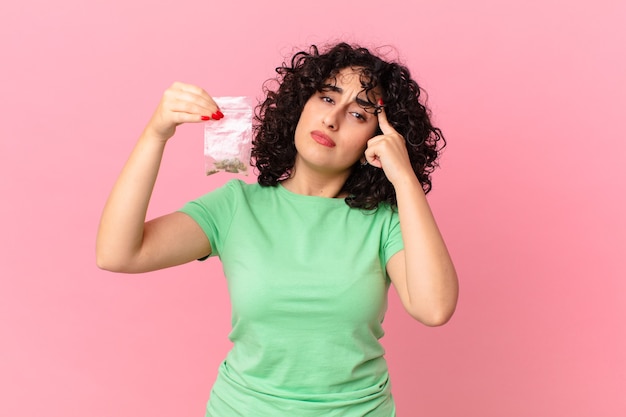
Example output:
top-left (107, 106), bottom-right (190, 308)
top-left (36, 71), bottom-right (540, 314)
top-left (326, 67), bottom-right (368, 84)
top-left (324, 67), bottom-right (382, 98)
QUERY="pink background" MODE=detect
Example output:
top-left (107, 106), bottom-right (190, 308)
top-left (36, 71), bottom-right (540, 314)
top-left (1, 0), bottom-right (624, 416)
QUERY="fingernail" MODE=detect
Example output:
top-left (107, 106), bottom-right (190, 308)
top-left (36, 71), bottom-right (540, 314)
top-left (211, 113), bottom-right (220, 120)
top-left (378, 98), bottom-right (384, 106)
top-left (201, 116), bottom-right (211, 121)
top-left (216, 110), bottom-right (224, 118)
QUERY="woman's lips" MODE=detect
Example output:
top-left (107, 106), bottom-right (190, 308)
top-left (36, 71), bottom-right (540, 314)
top-left (311, 130), bottom-right (336, 147)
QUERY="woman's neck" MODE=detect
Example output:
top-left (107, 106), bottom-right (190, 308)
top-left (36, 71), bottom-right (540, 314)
top-left (280, 170), bottom-right (350, 198)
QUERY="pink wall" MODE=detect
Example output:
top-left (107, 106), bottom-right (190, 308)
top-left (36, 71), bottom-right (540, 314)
top-left (1, 0), bottom-right (624, 416)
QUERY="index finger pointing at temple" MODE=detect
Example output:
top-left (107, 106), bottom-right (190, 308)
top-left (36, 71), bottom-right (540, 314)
top-left (376, 100), bottom-right (396, 135)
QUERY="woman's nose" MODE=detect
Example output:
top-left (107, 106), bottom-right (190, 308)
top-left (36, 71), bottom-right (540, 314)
top-left (322, 108), bottom-right (339, 130)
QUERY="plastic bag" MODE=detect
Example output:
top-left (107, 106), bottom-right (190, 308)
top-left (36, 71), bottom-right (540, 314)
top-left (204, 96), bottom-right (254, 175)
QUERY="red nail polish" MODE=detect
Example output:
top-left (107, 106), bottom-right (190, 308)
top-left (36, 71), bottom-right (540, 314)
top-left (216, 110), bottom-right (224, 118)
top-left (201, 116), bottom-right (211, 121)
top-left (378, 98), bottom-right (384, 106)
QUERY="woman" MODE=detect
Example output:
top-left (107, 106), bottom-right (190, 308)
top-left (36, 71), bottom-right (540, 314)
top-left (97, 42), bottom-right (458, 416)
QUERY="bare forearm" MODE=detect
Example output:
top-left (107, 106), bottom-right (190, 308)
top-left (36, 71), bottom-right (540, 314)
top-left (96, 82), bottom-right (221, 272)
top-left (395, 177), bottom-right (459, 324)
top-left (96, 132), bottom-right (166, 268)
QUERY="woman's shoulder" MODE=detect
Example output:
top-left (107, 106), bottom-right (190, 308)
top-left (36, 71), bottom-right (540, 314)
top-left (213, 178), bottom-right (261, 194)
top-left (357, 202), bottom-right (398, 218)
top-left (216, 179), bottom-right (282, 203)
top-left (183, 179), bottom-right (254, 206)
top-left (224, 178), bottom-right (271, 195)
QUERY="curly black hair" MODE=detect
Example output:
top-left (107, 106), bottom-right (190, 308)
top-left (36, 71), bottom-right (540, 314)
top-left (251, 42), bottom-right (446, 210)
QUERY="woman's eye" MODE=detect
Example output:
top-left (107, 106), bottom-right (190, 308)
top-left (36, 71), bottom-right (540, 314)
top-left (321, 96), bottom-right (334, 104)
top-left (350, 111), bottom-right (365, 121)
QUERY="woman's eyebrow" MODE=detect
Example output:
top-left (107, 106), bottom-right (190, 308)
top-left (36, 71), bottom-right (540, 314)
top-left (321, 84), bottom-right (373, 107)
top-left (355, 97), bottom-right (374, 108)
top-left (320, 84), bottom-right (342, 93)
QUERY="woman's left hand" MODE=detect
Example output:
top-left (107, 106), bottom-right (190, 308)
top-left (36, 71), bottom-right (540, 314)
top-left (364, 105), bottom-right (416, 186)
top-left (369, 105), bottom-right (458, 326)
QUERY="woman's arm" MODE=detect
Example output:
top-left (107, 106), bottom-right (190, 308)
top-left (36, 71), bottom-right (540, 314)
top-left (96, 82), bottom-right (221, 273)
top-left (385, 182), bottom-right (458, 326)
top-left (365, 107), bottom-right (458, 326)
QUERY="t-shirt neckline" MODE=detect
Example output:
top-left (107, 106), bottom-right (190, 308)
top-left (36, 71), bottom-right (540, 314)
top-left (276, 182), bottom-right (349, 206)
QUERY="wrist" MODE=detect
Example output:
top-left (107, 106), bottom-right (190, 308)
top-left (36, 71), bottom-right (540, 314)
top-left (392, 173), bottom-right (423, 193)
top-left (140, 125), bottom-right (172, 147)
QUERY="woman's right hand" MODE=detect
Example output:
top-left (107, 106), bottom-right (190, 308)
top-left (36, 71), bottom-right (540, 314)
top-left (144, 82), bottom-right (223, 143)
top-left (97, 81), bottom-right (218, 272)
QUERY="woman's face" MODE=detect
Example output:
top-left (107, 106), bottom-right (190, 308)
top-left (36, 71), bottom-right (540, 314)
top-left (293, 67), bottom-right (381, 176)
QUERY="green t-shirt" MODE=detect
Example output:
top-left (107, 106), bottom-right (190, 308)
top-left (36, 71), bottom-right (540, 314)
top-left (180, 179), bottom-right (404, 416)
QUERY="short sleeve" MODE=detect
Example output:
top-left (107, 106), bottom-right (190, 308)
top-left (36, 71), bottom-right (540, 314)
top-left (178, 179), bottom-right (241, 258)
top-left (381, 208), bottom-right (404, 266)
